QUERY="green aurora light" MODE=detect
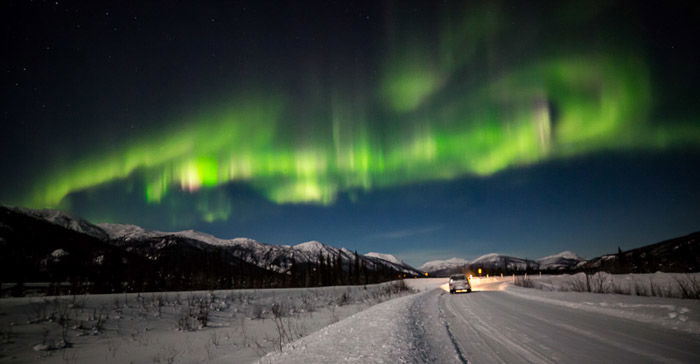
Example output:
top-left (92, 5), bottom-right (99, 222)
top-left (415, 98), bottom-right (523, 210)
top-left (15, 3), bottom-right (700, 223)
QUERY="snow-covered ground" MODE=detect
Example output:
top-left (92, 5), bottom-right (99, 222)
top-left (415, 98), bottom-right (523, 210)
top-left (517, 272), bottom-right (700, 299)
top-left (260, 276), bottom-right (700, 363)
top-left (3, 276), bottom-right (699, 363)
top-left (0, 281), bottom-right (415, 363)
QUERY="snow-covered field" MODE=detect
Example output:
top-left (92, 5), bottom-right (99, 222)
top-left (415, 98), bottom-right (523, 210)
top-left (0, 280), bottom-right (416, 363)
top-left (3, 276), bottom-right (699, 363)
top-left (515, 272), bottom-right (700, 299)
top-left (261, 276), bottom-right (700, 363)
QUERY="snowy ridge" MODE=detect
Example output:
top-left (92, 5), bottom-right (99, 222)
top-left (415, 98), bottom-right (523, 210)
top-left (364, 252), bottom-right (419, 273)
top-left (102, 224), bottom-right (365, 274)
top-left (471, 253), bottom-right (537, 271)
top-left (365, 252), bottom-right (405, 266)
top-left (419, 257), bottom-right (469, 272)
top-left (98, 223), bottom-right (162, 240)
top-left (421, 252), bottom-right (585, 273)
top-left (536, 251), bottom-right (585, 271)
top-left (537, 251), bottom-right (583, 261)
top-left (293, 240), bottom-right (326, 254)
top-left (16, 207), bottom-right (108, 240)
top-left (15, 207), bottom-right (422, 276)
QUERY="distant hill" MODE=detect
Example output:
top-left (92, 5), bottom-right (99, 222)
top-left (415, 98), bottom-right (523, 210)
top-left (471, 253), bottom-right (539, 272)
top-left (0, 206), bottom-right (421, 296)
top-left (537, 251), bottom-right (585, 271)
top-left (579, 232), bottom-right (700, 273)
top-left (419, 232), bottom-right (700, 276)
top-left (419, 258), bottom-right (470, 275)
top-left (364, 252), bottom-right (419, 273)
top-left (422, 254), bottom-right (542, 276)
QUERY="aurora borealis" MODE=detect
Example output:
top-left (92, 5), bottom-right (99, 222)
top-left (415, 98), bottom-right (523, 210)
top-left (2, 1), bottom-right (700, 264)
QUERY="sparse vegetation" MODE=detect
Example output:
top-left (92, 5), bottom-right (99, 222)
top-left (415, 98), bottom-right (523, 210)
top-left (674, 275), bottom-right (700, 299)
top-left (2, 279), bottom-right (418, 362)
top-left (176, 295), bottom-right (211, 331)
top-left (514, 276), bottom-right (535, 288)
top-left (514, 272), bottom-right (700, 299)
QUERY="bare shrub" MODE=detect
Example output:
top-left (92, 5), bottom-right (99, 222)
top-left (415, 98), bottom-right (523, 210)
top-left (251, 304), bottom-right (265, 320)
top-left (112, 297), bottom-right (123, 311)
top-left (68, 295), bottom-right (85, 309)
top-left (89, 306), bottom-right (109, 334)
top-left (336, 289), bottom-right (351, 306)
top-left (299, 293), bottom-right (315, 313)
top-left (526, 273), bottom-right (698, 300)
top-left (675, 275), bottom-right (700, 299)
top-left (514, 276), bottom-right (535, 288)
top-left (633, 280), bottom-right (648, 296)
top-left (387, 280), bottom-right (411, 295)
top-left (588, 273), bottom-right (607, 293)
top-left (176, 307), bottom-right (198, 332)
top-left (149, 293), bottom-right (165, 317)
top-left (611, 282), bottom-right (629, 295)
top-left (327, 304), bottom-right (338, 325)
top-left (176, 295), bottom-right (211, 331)
top-left (269, 304), bottom-right (306, 352)
top-left (209, 331), bottom-right (221, 346)
top-left (567, 276), bottom-right (589, 292)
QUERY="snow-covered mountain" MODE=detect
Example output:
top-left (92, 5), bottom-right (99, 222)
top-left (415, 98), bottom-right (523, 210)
top-left (364, 252), bottom-right (419, 273)
top-left (419, 258), bottom-right (469, 273)
top-left (14, 207), bottom-right (109, 240)
top-left (470, 253), bottom-right (538, 271)
top-left (365, 252), bottom-right (403, 266)
top-left (9, 207), bottom-right (422, 277)
top-left (101, 224), bottom-right (415, 275)
top-left (98, 223), bottom-right (162, 240)
top-left (98, 221), bottom-right (423, 275)
top-left (536, 251), bottom-right (585, 271)
top-left (420, 252), bottom-right (578, 275)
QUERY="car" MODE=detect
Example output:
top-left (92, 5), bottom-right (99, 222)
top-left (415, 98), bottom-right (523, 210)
top-left (449, 274), bottom-right (471, 294)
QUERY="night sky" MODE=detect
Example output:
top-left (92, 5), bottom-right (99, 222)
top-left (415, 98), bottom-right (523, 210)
top-left (2, 0), bottom-right (699, 266)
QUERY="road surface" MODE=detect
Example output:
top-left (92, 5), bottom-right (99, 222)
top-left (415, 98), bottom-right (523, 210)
top-left (259, 278), bottom-right (700, 363)
top-left (414, 279), bottom-right (700, 363)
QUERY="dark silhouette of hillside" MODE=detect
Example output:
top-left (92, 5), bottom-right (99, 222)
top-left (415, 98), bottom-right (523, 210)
top-left (580, 232), bottom-right (700, 273)
top-left (0, 206), bottom-right (415, 297)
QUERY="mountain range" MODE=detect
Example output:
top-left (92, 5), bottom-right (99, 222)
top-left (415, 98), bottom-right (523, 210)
top-left (419, 233), bottom-right (699, 276)
top-left (2, 205), bottom-right (696, 295)
top-left (0, 206), bottom-right (421, 296)
top-left (419, 251), bottom-right (586, 276)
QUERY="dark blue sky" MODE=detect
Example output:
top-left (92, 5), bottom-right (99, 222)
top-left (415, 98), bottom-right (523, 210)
top-left (2, 1), bottom-right (699, 267)
top-left (63, 150), bottom-right (700, 267)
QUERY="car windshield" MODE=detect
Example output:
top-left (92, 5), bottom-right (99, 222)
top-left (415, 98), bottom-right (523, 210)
top-left (450, 275), bottom-right (466, 281)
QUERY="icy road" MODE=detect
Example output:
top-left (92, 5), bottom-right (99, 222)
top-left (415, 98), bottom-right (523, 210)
top-left (259, 278), bottom-right (700, 363)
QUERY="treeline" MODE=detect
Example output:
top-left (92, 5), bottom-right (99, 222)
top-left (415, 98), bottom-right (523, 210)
top-left (3, 247), bottom-right (407, 297)
top-left (580, 233), bottom-right (700, 274)
top-left (0, 207), bottom-right (409, 297)
top-left (286, 250), bottom-right (408, 288)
